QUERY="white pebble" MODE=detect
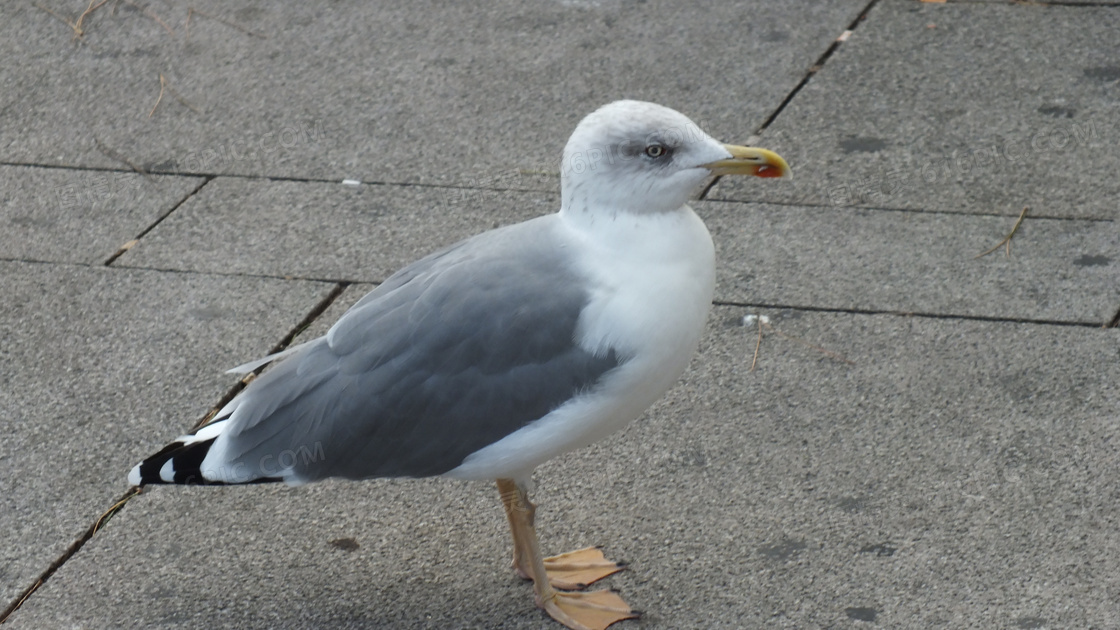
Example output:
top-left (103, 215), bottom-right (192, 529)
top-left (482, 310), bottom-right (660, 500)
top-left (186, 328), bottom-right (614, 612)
top-left (741, 314), bottom-right (771, 327)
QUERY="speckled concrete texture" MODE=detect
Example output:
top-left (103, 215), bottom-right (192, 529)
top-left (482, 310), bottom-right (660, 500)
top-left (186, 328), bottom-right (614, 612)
top-left (2, 0), bottom-right (1118, 628)
top-left (712, 1), bottom-right (1120, 220)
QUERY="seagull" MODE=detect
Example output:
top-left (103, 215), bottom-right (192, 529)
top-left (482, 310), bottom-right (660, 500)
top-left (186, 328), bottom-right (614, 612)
top-left (128, 100), bottom-right (790, 630)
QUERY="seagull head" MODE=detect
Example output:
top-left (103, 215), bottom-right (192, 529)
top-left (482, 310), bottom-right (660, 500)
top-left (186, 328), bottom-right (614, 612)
top-left (559, 100), bottom-right (790, 217)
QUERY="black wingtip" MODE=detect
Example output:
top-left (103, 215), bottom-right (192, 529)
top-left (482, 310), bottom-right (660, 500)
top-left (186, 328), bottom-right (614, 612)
top-left (133, 439), bottom-right (193, 485)
top-left (131, 418), bottom-right (285, 486)
top-left (131, 432), bottom-right (285, 486)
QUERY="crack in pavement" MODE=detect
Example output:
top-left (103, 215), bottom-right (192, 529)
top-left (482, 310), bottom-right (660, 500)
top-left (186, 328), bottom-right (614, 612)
top-left (189, 282), bottom-right (350, 432)
top-left (715, 299), bottom-right (1112, 329)
top-left (103, 176), bottom-right (215, 266)
top-left (1, 256), bottom-right (1111, 331)
top-left (0, 282), bottom-right (351, 624)
top-left (0, 488), bottom-right (141, 625)
top-left (700, 0), bottom-right (881, 200)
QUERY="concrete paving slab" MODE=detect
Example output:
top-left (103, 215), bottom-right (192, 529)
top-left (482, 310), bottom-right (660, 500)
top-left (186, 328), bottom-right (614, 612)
top-left (967, 1), bottom-right (1118, 5)
top-left (698, 199), bottom-right (1119, 324)
top-left (116, 177), bottom-right (1120, 324)
top-left (711, 1), bottom-right (1120, 220)
top-left (0, 166), bottom-right (203, 264)
top-left (7, 307), bottom-right (1118, 628)
top-left (0, 261), bottom-right (333, 606)
top-left (0, 0), bottom-right (867, 185)
top-left (5, 1), bottom-right (1119, 628)
top-left (116, 178), bottom-right (553, 281)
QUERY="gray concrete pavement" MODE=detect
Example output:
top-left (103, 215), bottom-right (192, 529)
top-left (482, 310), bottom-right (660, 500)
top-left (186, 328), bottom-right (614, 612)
top-left (117, 180), bottom-right (549, 281)
top-left (8, 310), bottom-right (1120, 628)
top-left (712, 1), bottom-right (1120, 220)
top-left (2, 0), bottom-right (1118, 629)
top-left (0, 0), bottom-right (867, 185)
top-left (0, 262), bottom-right (334, 606)
top-left (0, 166), bottom-right (203, 264)
top-left (700, 199), bottom-right (1119, 324)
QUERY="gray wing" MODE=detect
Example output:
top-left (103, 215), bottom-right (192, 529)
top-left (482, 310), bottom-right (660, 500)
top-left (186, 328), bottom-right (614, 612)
top-left (213, 216), bottom-right (621, 481)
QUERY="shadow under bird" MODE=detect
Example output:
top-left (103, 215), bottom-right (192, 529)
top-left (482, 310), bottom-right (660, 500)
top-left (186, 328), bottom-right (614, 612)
top-left (129, 100), bottom-right (790, 630)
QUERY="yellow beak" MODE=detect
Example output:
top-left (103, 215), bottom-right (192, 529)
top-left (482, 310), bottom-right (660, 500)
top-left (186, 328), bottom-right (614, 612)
top-left (701, 145), bottom-right (791, 179)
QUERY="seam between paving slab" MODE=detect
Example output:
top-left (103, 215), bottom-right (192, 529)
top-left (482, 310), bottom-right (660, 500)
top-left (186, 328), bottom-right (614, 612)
top-left (0, 487), bottom-right (142, 625)
top-left (103, 176), bottom-right (214, 265)
top-left (0, 256), bottom-right (366, 287)
top-left (753, 0), bottom-right (882, 136)
top-left (7, 155), bottom-right (1110, 223)
top-left (1106, 306), bottom-right (1120, 328)
top-left (701, 196), bottom-right (1117, 223)
top-left (946, 1), bottom-right (1120, 6)
top-left (1, 219), bottom-right (1114, 621)
top-left (3, 153), bottom-right (1116, 330)
top-left (0, 160), bottom-right (561, 198)
top-left (0, 280), bottom-right (350, 625)
top-left (3, 0), bottom-right (1115, 610)
top-left (9, 254), bottom-right (1115, 330)
top-left (714, 299), bottom-right (1115, 330)
top-left (187, 282), bottom-right (350, 432)
top-left (700, 0), bottom-right (881, 201)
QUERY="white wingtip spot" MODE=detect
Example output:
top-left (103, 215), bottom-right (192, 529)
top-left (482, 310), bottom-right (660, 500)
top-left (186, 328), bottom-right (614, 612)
top-left (158, 459), bottom-right (176, 482)
top-left (127, 465), bottom-right (142, 486)
top-left (182, 420), bottom-right (227, 445)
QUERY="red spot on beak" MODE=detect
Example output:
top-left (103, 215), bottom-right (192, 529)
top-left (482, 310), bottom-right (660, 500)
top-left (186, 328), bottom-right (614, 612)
top-left (753, 165), bottom-right (785, 178)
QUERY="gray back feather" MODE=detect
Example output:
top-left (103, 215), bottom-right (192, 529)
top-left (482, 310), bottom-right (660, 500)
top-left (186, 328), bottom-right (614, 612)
top-left (217, 216), bottom-right (621, 481)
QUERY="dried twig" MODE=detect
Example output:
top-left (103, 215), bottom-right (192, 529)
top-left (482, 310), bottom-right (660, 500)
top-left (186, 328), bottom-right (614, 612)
top-left (746, 314), bottom-right (854, 368)
top-left (149, 73), bottom-right (201, 118)
top-left (74, 0), bottom-right (111, 34)
top-left (33, 2), bottom-right (83, 37)
top-left (118, 0), bottom-right (175, 36)
top-left (148, 73), bottom-right (166, 118)
top-left (92, 487), bottom-right (142, 534)
top-left (187, 7), bottom-right (269, 39)
top-left (94, 137), bottom-right (153, 180)
top-left (195, 407), bottom-right (220, 430)
top-left (164, 80), bottom-right (201, 114)
top-left (5, 579), bottom-right (43, 622)
top-left (763, 320), bottom-right (855, 365)
top-left (749, 319), bottom-right (763, 371)
top-left (975, 205), bottom-right (1029, 259)
top-left (518, 168), bottom-right (559, 178)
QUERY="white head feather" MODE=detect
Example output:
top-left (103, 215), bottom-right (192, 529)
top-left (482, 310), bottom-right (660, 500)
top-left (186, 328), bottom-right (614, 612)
top-left (560, 100), bottom-right (735, 217)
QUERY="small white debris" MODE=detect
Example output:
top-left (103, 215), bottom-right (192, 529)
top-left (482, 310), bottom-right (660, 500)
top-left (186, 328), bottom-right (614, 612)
top-left (837, 30), bottom-right (852, 42)
top-left (341, 179), bottom-right (361, 186)
top-left (742, 314), bottom-right (771, 328)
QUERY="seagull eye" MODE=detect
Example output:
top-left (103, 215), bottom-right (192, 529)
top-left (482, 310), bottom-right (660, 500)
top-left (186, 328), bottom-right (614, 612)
top-left (644, 144), bottom-right (669, 159)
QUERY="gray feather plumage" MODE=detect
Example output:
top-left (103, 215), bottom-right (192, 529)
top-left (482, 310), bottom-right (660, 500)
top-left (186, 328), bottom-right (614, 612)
top-left (210, 216), bottom-right (621, 482)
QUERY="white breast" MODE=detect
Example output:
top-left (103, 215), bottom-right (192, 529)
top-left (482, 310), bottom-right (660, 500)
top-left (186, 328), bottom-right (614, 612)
top-left (446, 207), bottom-right (716, 483)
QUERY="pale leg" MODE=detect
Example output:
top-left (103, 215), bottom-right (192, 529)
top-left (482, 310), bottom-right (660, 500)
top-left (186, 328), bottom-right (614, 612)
top-left (498, 481), bottom-right (627, 589)
top-left (496, 479), bottom-right (639, 630)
